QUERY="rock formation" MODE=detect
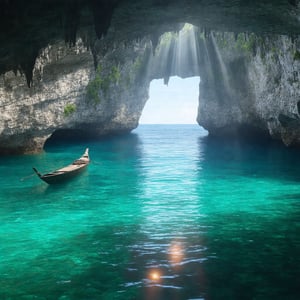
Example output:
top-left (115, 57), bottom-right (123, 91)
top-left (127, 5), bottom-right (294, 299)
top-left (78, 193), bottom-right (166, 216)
top-left (0, 0), bottom-right (299, 153)
top-left (0, 37), bottom-right (150, 154)
top-left (197, 33), bottom-right (300, 145)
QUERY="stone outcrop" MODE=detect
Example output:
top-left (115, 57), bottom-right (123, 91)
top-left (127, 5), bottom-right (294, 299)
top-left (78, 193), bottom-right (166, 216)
top-left (0, 39), bottom-right (94, 153)
top-left (197, 33), bottom-right (300, 145)
top-left (0, 0), bottom-right (300, 153)
top-left (0, 37), bottom-right (151, 153)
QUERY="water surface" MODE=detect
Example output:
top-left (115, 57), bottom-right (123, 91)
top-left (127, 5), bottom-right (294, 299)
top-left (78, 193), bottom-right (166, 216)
top-left (0, 125), bottom-right (299, 299)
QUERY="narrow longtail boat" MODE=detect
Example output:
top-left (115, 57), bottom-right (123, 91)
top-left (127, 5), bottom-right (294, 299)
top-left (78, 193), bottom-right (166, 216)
top-left (33, 148), bottom-right (90, 184)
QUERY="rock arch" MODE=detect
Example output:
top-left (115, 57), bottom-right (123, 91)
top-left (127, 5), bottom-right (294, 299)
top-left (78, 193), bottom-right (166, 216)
top-left (0, 1), bottom-right (300, 153)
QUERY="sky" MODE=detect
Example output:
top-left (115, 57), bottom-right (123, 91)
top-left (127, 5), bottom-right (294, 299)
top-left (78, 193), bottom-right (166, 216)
top-left (139, 76), bottom-right (200, 124)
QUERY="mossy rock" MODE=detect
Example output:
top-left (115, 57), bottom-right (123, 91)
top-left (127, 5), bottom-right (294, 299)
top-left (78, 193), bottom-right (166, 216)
top-left (64, 103), bottom-right (76, 117)
top-left (294, 50), bottom-right (300, 61)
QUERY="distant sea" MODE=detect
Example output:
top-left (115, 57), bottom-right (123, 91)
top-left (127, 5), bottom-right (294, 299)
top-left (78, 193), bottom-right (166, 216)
top-left (0, 124), bottom-right (299, 299)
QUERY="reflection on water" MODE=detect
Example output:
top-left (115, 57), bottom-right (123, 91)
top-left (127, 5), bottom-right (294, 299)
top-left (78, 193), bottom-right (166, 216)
top-left (168, 241), bottom-right (185, 266)
top-left (0, 125), bottom-right (299, 299)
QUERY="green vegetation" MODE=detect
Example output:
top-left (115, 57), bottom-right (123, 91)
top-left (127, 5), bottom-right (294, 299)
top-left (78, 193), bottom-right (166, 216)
top-left (159, 32), bottom-right (176, 46)
top-left (155, 31), bottom-right (177, 55)
top-left (125, 58), bottom-right (140, 87)
top-left (133, 57), bottom-right (142, 73)
top-left (294, 50), bottom-right (300, 60)
top-left (86, 64), bottom-right (121, 104)
top-left (271, 46), bottom-right (277, 54)
top-left (131, 47), bottom-right (152, 84)
top-left (203, 32), bottom-right (282, 62)
top-left (63, 103), bottom-right (76, 117)
top-left (213, 32), bottom-right (258, 55)
top-left (125, 46), bottom-right (151, 87)
top-left (109, 65), bottom-right (121, 83)
top-left (86, 65), bottom-right (103, 104)
top-left (236, 33), bottom-right (257, 54)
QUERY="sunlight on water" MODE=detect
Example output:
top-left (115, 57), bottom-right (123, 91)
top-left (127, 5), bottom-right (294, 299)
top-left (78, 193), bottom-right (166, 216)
top-left (0, 125), bottom-right (299, 299)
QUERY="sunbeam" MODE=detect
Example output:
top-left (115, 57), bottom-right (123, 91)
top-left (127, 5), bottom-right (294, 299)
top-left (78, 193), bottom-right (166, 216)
top-left (211, 33), bottom-right (231, 95)
top-left (173, 23), bottom-right (200, 76)
top-left (140, 24), bottom-right (201, 124)
top-left (152, 23), bottom-right (200, 79)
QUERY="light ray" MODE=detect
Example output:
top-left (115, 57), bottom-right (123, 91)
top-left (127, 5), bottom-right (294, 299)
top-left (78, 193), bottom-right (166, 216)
top-left (140, 23), bottom-right (201, 124)
top-left (153, 23), bottom-right (200, 78)
top-left (211, 33), bottom-right (231, 94)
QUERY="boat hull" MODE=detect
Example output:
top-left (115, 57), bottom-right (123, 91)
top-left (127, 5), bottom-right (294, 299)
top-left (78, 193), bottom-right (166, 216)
top-left (33, 148), bottom-right (90, 184)
top-left (40, 164), bottom-right (88, 184)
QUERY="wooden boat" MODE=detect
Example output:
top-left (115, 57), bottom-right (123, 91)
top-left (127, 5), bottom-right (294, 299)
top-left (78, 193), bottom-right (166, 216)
top-left (33, 148), bottom-right (90, 184)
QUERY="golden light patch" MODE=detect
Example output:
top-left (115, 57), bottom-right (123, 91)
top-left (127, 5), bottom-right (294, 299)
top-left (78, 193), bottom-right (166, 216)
top-left (169, 242), bottom-right (184, 265)
top-left (148, 269), bottom-right (161, 282)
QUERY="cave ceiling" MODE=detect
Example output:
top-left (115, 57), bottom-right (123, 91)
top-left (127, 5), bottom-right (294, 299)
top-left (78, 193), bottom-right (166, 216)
top-left (0, 0), bottom-right (299, 85)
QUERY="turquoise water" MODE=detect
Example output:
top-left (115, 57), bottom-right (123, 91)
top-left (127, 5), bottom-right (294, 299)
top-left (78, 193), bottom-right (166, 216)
top-left (0, 124), bottom-right (299, 300)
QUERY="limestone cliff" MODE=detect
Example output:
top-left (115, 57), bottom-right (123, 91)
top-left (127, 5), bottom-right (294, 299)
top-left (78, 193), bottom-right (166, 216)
top-left (1, 39), bottom-right (93, 153)
top-left (0, 38), bottom-right (150, 154)
top-left (0, 0), bottom-right (300, 153)
top-left (196, 33), bottom-right (300, 146)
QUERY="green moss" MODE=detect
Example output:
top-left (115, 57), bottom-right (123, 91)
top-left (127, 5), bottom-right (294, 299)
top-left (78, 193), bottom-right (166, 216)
top-left (130, 46), bottom-right (152, 81)
top-left (236, 33), bottom-right (256, 54)
top-left (294, 50), bottom-right (300, 60)
top-left (159, 32), bottom-right (175, 45)
top-left (133, 57), bottom-right (142, 72)
top-left (271, 46), bottom-right (277, 54)
top-left (86, 64), bottom-right (122, 104)
top-left (125, 56), bottom-right (142, 85)
top-left (213, 34), bottom-right (229, 49)
top-left (109, 65), bottom-right (121, 83)
top-left (155, 30), bottom-right (178, 55)
top-left (64, 103), bottom-right (76, 117)
top-left (86, 73), bottom-right (102, 104)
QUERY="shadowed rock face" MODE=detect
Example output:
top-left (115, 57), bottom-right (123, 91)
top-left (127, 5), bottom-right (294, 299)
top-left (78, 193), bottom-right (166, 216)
top-left (196, 33), bottom-right (300, 144)
top-left (1, 0), bottom-right (299, 81)
top-left (0, 0), bottom-right (299, 153)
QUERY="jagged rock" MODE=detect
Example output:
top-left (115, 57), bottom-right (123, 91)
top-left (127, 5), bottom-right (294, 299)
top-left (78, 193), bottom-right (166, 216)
top-left (197, 33), bottom-right (300, 145)
top-left (0, 0), bottom-right (300, 153)
top-left (0, 38), bottom-right (150, 153)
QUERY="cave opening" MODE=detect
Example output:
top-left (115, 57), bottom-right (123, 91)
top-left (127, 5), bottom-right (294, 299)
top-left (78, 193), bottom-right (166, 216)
top-left (138, 23), bottom-right (202, 125)
top-left (139, 76), bottom-right (200, 124)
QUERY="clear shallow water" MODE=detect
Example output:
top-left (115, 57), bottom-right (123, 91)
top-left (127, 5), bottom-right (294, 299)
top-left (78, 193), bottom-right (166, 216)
top-left (0, 124), bottom-right (299, 300)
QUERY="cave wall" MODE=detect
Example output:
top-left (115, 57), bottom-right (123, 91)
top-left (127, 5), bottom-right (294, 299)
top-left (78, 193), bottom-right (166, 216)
top-left (0, 37), bottom-right (151, 154)
top-left (1, 26), bottom-right (300, 153)
top-left (0, 39), bottom-right (94, 153)
top-left (0, 0), bottom-right (300, 153)
top-left (196, 33), bottom-right (300, 145)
